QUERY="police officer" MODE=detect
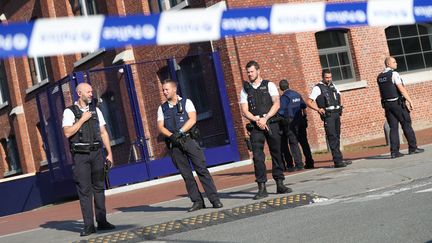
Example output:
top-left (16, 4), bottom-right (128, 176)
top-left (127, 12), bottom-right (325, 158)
top-left (306, 70), bottom-right (352, 168)
top-left (62, 83), bottom-right (115, 237)
top-left (278, 79), bottom-right (314, 171)
top-left (377, 57), bottom-right (424, 158)
top-left (157, 79), bottom-right (223, 212)
top-left (240, 61), bottom-right (292, 200)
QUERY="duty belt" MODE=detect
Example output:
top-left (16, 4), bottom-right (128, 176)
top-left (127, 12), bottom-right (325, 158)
top-left (71, 142), bottom-right (102, 153)
top-left (382, 97), bottom-right (399, 102)
top-left (325, 105), bottom-right (341, 111)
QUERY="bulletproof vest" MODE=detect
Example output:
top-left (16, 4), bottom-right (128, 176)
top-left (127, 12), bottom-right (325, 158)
top-left (377, 70), bottom-right (401, 100)
top-left (68, 104), bottom-right (101, 144)
top-left (281, 90), bottom-right (302, 119)
top-left (243, 80), bottom-right (273, 116)
top-left (162, 98), bottom-right (189, 133)
top-left (315, 83), bottom-right (341, 108)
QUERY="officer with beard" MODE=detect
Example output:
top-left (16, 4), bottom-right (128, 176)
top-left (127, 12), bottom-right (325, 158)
top-left (239, 61), bottom-right (292, 200)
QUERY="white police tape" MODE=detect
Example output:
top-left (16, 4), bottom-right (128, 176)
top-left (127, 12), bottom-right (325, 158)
top-left (0, 0), bottom-right (431, 58)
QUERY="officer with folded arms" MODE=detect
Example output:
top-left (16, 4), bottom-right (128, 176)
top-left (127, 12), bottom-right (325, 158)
top-left (62, 83), bottom-right (115, 237)
top-left (157, 79), bottom-right (223, 212)
top-left (377, 56), bottom-right (424, 158)
top-left (306, 70), bottom-right (352, 168)
top-left (240, 60), bottom-right (292, 200)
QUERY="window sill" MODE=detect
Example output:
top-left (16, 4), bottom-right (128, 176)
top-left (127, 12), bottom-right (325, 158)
top-left (73, 48), bottom-right (106, 68)
top-left (400, 69), bottom-right (432, 85)
top-left (170, 0), bottom-right (189, 10)
top-left (0, 101), bottom-right (8, 110)
top-left (3, 169), bottom-right (22, 178)
top-left (25, 79), bottom-right (50, 95)
top-left (337, 80), bottom-right (368, 92)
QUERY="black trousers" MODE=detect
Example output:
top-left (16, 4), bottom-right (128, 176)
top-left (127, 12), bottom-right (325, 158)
top-left (297, 118), bottom-right (314, 165)
top-left (250, 122), bottom-right (285, 183)
top-left (323, 112), bottom-right (343, 164)
top-left (384, 101), bottom-right (417, 154)
top-left (280, 121), bottom-right (303, 168)
top-left (72, 149), bottom-right (106, 227)
top-left (169, 138), bottom-right (220, 204)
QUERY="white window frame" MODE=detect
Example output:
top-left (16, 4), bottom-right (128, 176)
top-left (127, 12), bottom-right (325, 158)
top-left (316, 30), bottom-right (356, 84)
top-left (29, 56), bottom-right (49, 86)
top-left (385, 24), bottom-right (432, 73)
top-left (0, 61), bottom-right (8, 105)
top-left (152, 0), bottom-right (189, 12)
top-left (79, 0), bottom-right (98, 16)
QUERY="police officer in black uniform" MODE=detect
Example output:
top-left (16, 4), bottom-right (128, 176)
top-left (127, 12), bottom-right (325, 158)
top-left (240, 61), bottom-right (292, 200)
top-left (157, 79), bottom-right (223, 212)
top-left (278, 79), bottom-right (314, 171)
top-left (306, 70), bottom-right (352, 168)
top-left (62, 83), bottom-right (115, 237)
top-left (377, 57), bottom-right (424, 158)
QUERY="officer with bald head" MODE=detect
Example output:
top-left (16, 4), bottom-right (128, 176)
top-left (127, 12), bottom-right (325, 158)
top-left (377, 56), bottom-right (424, 158)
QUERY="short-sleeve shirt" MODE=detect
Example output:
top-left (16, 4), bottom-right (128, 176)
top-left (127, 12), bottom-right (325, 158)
top-left (383, 67), bottom-right (404, 85)
top-left (62, 102), bottom-right (106, 127)
top-left (157, 96), bottom-right (196, 121)
top-left (309, 81), bottom-right (341, 101)
top-left (239, 80), bottom-right (279, 104)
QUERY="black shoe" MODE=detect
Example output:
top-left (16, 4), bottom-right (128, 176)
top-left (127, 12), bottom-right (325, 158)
top-left (334, 162), bottom-right (347, 168)
top-left (409, 148), bottom-right (425, 155)
top-left (97, 221), bottom-right (116, 231)
top-left (295, 166), bottom-right (304, 171)
top-left (80, 225), bottom-right (96, 237)
top-left (212, 201), bottom-right (223, 209)
top-left (253, 182), bottom-right (268, 200)
top-left (188, 202), bottom-right (205, 212)
top-left (276, 179), bottom-right (293, 194)
top-left (343, 160), bottom-right (352, 165)
top-left (391, 152), bottom-right (404, 159)
top-left (286, 167), bottom-right (296, 172)
top-left (304, 164), bottom-right (315, 169)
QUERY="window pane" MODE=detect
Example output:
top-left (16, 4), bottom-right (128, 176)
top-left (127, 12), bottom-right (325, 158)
top-left (319, 55), bottom-right (328, 68)
top-left (406, 54), bottom-right (425, 70)
top-left (418, 24), bottom-right (430, 35)
top-left (421, 36), bottom-right (432, 51)
top-left (424, 52), bottom-right (432, 67)
top-left (341, 66), bottom-right (353, 80)
top-left (37, 57), bottom-right (48, 81)
top-left (86, 0), bottom-right (97, 15)
top-left (402, 37), bottom-right (422, 54)
top-left (394, 56), bottom-right (407, 72)
top-left (385, 26), bottom-right (400, 39)
top-left (338, 52), bottom-right (350, 65)
top-left (0, 62), bottom-right (8, 103)
top-left (315, 31), bottom-right (346, 49)
top-left (387, 39), bottom-right (404, 55)
top-left (327, 53), bottom-right (339, 67)
top-left (424, 52), bottom-right (432, 68)
top-left (330, 67), bottom-right (342, 81)
top-left (399, 25), bottom-right (418, 37)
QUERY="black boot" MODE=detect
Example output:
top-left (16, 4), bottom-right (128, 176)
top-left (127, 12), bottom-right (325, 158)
top-left (253, 182), bottom-right (268, 200)
top-left (80, 225), bottom-right (96, 237)
top-left (276, 179), bottom-right (292, 194)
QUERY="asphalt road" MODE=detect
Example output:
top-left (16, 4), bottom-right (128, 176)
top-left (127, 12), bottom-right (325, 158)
top-left (160, 177), bottom-right (432, 243)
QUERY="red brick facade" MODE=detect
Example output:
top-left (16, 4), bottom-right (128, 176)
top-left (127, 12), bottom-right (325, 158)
top-left (0, 0), bottom-right (431, 179)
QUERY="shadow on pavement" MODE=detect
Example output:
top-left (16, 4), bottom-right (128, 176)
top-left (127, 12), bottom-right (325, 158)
top-left (115, 205), bottom-right (185, 213)
top-left (39, 220), bottom-right (137, 234)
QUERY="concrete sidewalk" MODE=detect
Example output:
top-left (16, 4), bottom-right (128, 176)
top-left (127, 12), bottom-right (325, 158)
top-left (0, 127), bottom-right (431, 242)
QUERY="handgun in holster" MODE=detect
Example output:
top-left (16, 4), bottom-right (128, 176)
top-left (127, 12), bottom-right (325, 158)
top-left (104, 159), bottom-right (112, 189)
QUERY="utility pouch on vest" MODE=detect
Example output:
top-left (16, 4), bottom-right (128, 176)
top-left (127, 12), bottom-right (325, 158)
top-left (189, 126), bottom-right (201, 140)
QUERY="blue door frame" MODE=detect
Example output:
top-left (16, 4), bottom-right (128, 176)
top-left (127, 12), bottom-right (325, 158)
top-left (0, 51), bottom-right (240, 216)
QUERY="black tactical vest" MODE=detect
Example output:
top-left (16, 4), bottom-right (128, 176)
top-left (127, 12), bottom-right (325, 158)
top-left (243, 80), bottom-right (273, 116)
top-left (68, 104), bottom-right (101, 144)
top-left (162, 98), bottom-right (189, 133)
top-left (377, 70), bottom-right (401, 100)
top-left (315, 83), bottom-right (341, 108)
